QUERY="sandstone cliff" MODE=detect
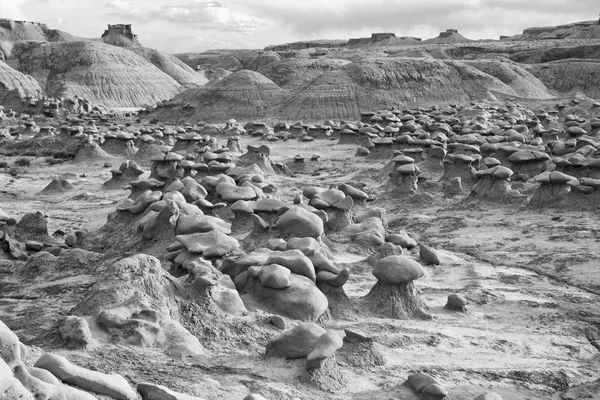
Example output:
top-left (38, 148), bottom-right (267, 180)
top-left (0, 59), bottom-right (43, 110)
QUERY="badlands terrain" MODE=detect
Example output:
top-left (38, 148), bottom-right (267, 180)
top-left (0, 16), bottom-right (600, 400)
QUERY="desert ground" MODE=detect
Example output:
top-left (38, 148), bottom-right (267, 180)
top-left (2, 13), bottom-right (600, 400)
top-left (1, 102), bottom-right (600, 400)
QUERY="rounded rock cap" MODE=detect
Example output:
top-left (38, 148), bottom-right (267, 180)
top-left (373, 255), bottom-right (424, 284)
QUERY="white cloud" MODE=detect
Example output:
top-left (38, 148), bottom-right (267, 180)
top-left (0, 0), bottom-right (28, 20)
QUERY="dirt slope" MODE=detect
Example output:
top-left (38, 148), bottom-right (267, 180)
top-left (132, 47), bottom-right (208, 87)
top-left (271, 58), bottom-right (552, 122)
top-left (14, 41), bottom-right (182, 107)
top-left (150, 69), bottom-right (289, 123)
top-left (257, 58), bottom-right (352, 89)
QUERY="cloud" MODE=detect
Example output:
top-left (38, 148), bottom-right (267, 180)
top-left (228, 0), bottom-right (596, 40)
top-left (0, 0), bottom-right (28, 20)
top-left (106, 0), bottom-right (266, 34)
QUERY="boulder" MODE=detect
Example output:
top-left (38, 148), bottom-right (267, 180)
top-left (244, 273), bottom-right (328, 321)
top-left (306, 331), bottom-right (343, 370)
top-left (276, 206), bottom-right (324, 239)
top-left (265, 250), bottom-right (316, 282)
top-left (259, 264), bottom-right (291, 289)
top-left (58, 316), bottom-right (93, 348)
top-left (265, 323), bottom-right (326, 358)
top-left (176, 230), bottom-right (239, 258)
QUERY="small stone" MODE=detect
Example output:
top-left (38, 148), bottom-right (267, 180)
top-left (445, 293), bottom-right (468, 311)
top-left (65, 234), bottom-right (77, 247)
top-left (259, 264), bottom-right (291, 290)
top-left (25, 240), bottom-right (43, 251)
top-left (269, 315), bottom-right (286, 330)
top-left (419, 243), bottom-right (440, 265)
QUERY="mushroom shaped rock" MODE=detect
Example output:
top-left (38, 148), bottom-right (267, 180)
top-left (306, 331), bottom-right (343, 370)
top-left (34, 352), bottom-right (137, 400)
top-left (506, 149), bottom-right (550, 180)
top-left (265, 250), bottom-right (316, 282)
top-left (137, 382), bottom-right (207, 400)
top-left (276, 206), bottom-right (324, 239)
top-left (470, 166), bottom-right (525, 204)
top-left (391, 163), bottom-right (421, 194)
top-left (176, 230), bottom-right (239, 258)
top-left (363, 256), bottom-right (429, 319)
top-left (265, 323), bottom-right (326, 358)
top-left (529, 171), bottom-right (578, 208)
top-left (243, 273), bottom-right (328, 321)
top-left (440, 154), bottom-right (477, 187)
top-left (373, 256), bottom-right (425, 284)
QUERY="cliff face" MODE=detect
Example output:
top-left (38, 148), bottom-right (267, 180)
top-left (101, 24), bottom-right (141, 48)
top-left (0, 19), bottom-right (80, 43)
top-left (0, 59), bottom-right (43, 110)
top-left (527, 60), bottom-right (600, 99)
top-left (522, 20), bottom-right (600, 40)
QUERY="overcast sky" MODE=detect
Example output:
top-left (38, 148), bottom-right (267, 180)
top-left (0, 0), bottom-right (596, 53)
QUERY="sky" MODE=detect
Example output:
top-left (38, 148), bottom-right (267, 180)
top-left (0, 0), bottom-right (596, 53)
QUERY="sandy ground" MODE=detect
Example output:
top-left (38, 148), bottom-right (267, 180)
top-left (1, 134), bottom-right (599, 400)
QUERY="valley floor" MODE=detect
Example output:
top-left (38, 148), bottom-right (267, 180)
top-left (1, 136), bottom-right (599, 400)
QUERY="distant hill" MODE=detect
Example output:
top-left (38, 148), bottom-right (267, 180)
top-left (518, 20), bottom-right (600, 40)
top-left (0, 19), bottom-right (207, 110)
top-left (149, 69), bottom-right (289, 123)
